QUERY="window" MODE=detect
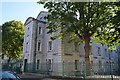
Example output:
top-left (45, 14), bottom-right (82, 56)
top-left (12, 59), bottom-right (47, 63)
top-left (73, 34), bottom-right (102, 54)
top-left (75, 60), bottom-right (79, 70)
top-left (37, 59), bottom-right (40, 69)
top-left (74, 42), bottom-right (79, 52)
top-left (28, 27), bottom-right (29, 30)
top-left (48, 59), bottom-right (52, 70)
top-left (40, 17), bottom-right (42, 19)
top-left (48, 41), bottom-right (52, 51)
top-left (27, 35), bottom-right (29, 37)
top-left (105, 49), bottom-right (107, 53)
top-left (98, 61), bottom-right (102, 68)
top-left (38, 27), bottom-right (42, 34)
top-left (98, 47), bottom-right (100, 55)
top-left (26, 42), bottom-right (28, 53)
top-left (111, 50), bottom-right (113, 53)
top-left (38, 42), bottom-right (41, 51)
top-left (105, 49), bottom-right (107, 56)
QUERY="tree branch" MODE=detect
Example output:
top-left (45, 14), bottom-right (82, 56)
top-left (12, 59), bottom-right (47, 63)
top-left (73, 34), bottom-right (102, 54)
top-left (75, 30), bottom-right (83, 40)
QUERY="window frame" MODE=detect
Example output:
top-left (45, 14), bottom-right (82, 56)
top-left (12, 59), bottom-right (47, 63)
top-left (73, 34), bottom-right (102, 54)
top-left (37, 42), bottom-right (41, 51)
top-left (36, 59), bottom-right (40, 70)
top-left (38, 27), bottom-right (42, 34)
top-left (48, 41), bottom-right (52, 51)
top-left (74, 42), bottom-right (79, 52)
top-left (75, 60), bottom-right (79, 70)
top-left (38, 23), bottom-right (42, 35)
top-left (98, 47), bottom-right (101, 55)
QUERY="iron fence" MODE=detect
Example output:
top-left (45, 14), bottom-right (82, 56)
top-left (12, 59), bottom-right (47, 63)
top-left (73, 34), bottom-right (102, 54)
top-left (2, 62), bottom-right (120, 78)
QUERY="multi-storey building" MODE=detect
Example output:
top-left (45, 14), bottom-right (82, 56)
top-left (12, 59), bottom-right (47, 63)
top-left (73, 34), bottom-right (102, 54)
top-left (116, 46), bottom-right (120, 75)
top-left (22, 11), bottom-right (119, 76)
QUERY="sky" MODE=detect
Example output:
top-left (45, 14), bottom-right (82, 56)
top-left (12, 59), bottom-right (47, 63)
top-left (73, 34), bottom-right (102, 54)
top-left (1, 0), bottom-right (48, 25)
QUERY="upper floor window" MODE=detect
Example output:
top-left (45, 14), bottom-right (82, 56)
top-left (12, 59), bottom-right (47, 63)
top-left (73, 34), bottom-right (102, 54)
top-left (40, 17), bottom-right (42, 19)
top-left (38, 27), bottom-right (42, 34)
top-left (98, 47), bottom-right (100, 55)
top-left (37, 42), bottom-right (41, 51)
top-left (26, 42), bottom-right (28, 53)
top-left (48, 41), bottom-right (52, 51)
top-left (105, 49), bottom-right (108, 56)
top-left (28, 27), bottom-right (29, 30)
top-left (74, 42), bottom-right (79, 52)
top-left (105, 49), bottom-right (107, 53)
top-left (111, 50), bottom-right (113, 53)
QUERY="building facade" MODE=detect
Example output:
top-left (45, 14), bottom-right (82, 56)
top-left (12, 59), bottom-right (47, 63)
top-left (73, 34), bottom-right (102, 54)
top-left (22, 11), bottom-right (119, 76)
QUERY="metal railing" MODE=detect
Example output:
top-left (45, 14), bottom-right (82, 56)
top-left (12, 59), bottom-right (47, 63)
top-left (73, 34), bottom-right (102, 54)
top-left (2, 62), bottom-right (120, 79)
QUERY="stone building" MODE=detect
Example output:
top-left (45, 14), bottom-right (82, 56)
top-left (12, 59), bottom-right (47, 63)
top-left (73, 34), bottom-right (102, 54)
top-left (22, 11), bottom-right (119, 76)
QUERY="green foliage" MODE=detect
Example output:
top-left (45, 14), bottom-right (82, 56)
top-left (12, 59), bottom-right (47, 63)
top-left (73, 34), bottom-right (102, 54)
top-left (2, 20), bottom-right (25, 59)
top-left (93, 2), bottom-right (120, 49)
top-left (0, 26), bottom-right (2, 55)
top-left (38, 2), bottom-right (120, 48)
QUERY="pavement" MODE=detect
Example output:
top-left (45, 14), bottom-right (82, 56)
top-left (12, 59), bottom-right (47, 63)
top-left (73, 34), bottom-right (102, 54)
top-left (18, 73), bottom-right (83, 80)
top-left (18, 73), bottom-right (120, 80)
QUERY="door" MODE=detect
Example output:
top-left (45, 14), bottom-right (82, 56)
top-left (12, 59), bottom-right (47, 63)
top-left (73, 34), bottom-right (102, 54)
top-left (24, 59), bottom-right (28, 72)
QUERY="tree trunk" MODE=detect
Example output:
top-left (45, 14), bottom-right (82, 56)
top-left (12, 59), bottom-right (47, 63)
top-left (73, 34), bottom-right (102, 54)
top-left (84, 34), bottom-right (91, 76)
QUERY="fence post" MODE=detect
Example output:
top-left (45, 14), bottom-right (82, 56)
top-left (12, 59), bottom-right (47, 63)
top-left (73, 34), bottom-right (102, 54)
top-left (83, 62), bottom-right (86, 80)
top-left (62, 61), bottom-right (64, 76)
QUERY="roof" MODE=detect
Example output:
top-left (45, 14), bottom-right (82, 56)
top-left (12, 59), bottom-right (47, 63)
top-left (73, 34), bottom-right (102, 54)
top-left (36, 11), bottom-right (48, 19)
top-left (24, 17), bottom-right (47, 26)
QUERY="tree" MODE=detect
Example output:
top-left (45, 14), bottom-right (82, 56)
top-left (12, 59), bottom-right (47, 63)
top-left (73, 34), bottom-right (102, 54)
top-left (2, 20), bottom-right (25, 61)
top-left (38, 1), bottom-right (120, 75)
top-left (0, 26), bottom-right (1, 69)
top-left (109, 2), bottom-right (120, 43)
top-left (93, 2), bottom-right (120, 49)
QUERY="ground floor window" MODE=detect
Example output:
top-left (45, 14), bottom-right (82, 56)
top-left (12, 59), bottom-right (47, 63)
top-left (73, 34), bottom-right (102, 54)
top-left (37, 59), bottom-right (40, 69)
top-left (75, 60), bottom-right (79, 70)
